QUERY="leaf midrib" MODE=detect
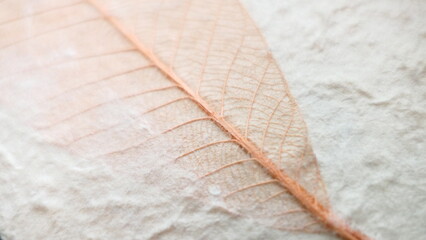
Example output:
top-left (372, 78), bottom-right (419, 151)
top-left (84, 1), bottom-right (370, 239)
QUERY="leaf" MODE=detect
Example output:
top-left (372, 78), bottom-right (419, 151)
top-left (0, 0), bottom-right (370, 239)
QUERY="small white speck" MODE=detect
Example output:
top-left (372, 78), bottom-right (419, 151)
top-left (208, 185), bottom-right (221, 196)
top-left (64, 48), bottom-right (77, 57)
